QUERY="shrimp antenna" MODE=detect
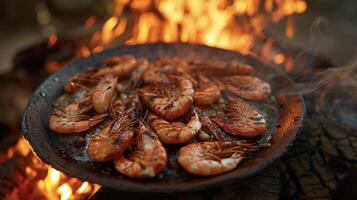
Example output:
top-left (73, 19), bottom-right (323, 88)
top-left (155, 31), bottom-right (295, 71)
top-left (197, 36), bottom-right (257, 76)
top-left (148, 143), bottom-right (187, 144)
top-left (142, 109), bottom-right (149, 121)
top-left (71, 82), bottom-right (91, 93)
top-left (108, 100), bottom-right (117, 119)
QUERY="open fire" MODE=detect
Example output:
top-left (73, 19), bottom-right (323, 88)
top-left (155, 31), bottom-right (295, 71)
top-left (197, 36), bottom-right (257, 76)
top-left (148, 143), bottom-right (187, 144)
top-left (91, 0), bottom-right (307, 54)
top-left (47, 0), bottom-right (307, 71)
top-left (2, 137), bottom-right (100, 200)
top-left (2, 0), bottom-right (308, 199)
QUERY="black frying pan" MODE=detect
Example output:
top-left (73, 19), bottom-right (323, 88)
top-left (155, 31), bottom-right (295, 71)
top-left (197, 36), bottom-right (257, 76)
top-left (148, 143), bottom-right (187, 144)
top-left (22, 43), bottom-right (305, 193)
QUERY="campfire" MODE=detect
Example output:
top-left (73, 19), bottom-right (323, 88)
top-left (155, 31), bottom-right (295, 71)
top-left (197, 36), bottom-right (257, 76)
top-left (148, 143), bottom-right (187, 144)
top-left (1, 0), bottom-right (310, 199)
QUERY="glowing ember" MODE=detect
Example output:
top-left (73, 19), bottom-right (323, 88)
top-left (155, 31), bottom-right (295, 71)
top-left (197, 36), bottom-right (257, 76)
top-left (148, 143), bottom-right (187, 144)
top-left (77, 182), bottom-right (90, 194)
top-left (48, 34), bottom-right (58, 48)
top-left (46, 168), bottom-right (60, 186)
top-left (57, 183), bottom-right (72, 200)
top-left (285, 16), bottom-right (295, 39)
top-left (274, 53), bottom-right (286, 64)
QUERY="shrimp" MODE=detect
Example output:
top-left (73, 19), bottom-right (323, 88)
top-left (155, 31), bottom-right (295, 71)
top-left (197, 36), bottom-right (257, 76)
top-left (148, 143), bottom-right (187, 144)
top-left (62, 96), bottom-right (93, 114)
top-left (178, 141), bottom-right (264, 176)
top-left (127, 58), bottom-right (149, 88)
top-left (189, 60), bottom-right (255, 76)
top-left (87, 110), bottom-right (136, 162)
top-left (142, 57), bottom-right (196, 85)
top-left (197, 111), bottom-right (225, 141)
top-left (64, 68), bottom-right (99, 93)
top-left (222, 75), bottom-right (271, 101)
top-left (142, 64), bottom-right (173, 84)
top-left (110, 94), bottom-right (143, 119)
top-left (95, 55), bottom-right (137, 78)
top-left (49, 113), bottom-right (107, 134)
top-left (224, 61), bottom-right (255, 75)
top-left (212, 98), bottom-right (267, 137)
top-left (139, 76), bottom-right (194, 120)
top-left (49, 96), bottom-right (107, 134)
top-left (148, 110), bottom-right (202, 144)
top-left (114, 122), bottom-right (167, 178)
top-left (193, 75), bottom-right (221, 106)
top-left (92, 74), bottom-right (118, 113)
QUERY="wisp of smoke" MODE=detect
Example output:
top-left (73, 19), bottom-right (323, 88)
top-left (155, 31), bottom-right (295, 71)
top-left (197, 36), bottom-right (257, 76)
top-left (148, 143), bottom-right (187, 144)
top-left (309, 16), bottom-right (329, 44)
top-left (286, 57), bottom-right (357, 95)
top-left (280, 16), bottom-right (357, 96)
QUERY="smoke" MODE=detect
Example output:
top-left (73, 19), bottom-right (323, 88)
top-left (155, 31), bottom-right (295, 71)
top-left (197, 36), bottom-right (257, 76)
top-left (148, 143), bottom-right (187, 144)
top-left (291, 57), bottom-right (357, 95)
top-left (281, 16), bottom-right (357, 96)
top-left (309, 17), bottom-right (330, 45)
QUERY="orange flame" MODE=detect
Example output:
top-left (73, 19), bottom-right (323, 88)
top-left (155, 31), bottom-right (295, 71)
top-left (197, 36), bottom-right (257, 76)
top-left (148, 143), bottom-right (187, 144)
top-left (274, 53), bottom-right (286, 64)
top-left (286, 16), bottom-right (295, 38)
top-left (48, 34), bottom-right (58, 48)
top-left (46, 0), bottom-right (307, 68)
top-left (57, 183), bottom-right (73, 200)
top-left (85, 0), bottom-right (307, 65)
top-left (3, 137), bottom-right (98, 200)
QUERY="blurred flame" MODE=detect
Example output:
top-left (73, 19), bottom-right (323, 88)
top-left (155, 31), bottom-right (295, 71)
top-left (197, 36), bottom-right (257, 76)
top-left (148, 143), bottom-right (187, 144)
top-left (88, 0), bottom-right (307, 64)
top-left (48, 34), bottom-right (58, 48)
top-left (102, 17), bottom-right (119, 44)
top-left (47, 0), bottom-right (307, 68)
top-left (58, 183), bottom-right (73, 200)
top-left (274, 53), bottom-right (286, 64)
top-left (285, 56), bottom-right (295, 71)
top-left (286, 16), bottom-right (295, 38)
top-left (85, 16), bottom-right (97, 28)
top-left (13, 136), bottom-right (31, 156)
top-left (81, 46), bottom-right (91, 57)
top-left (77, 181), bottom-right (91, 194)
top-left (46, 168), bottom-right (61, 186)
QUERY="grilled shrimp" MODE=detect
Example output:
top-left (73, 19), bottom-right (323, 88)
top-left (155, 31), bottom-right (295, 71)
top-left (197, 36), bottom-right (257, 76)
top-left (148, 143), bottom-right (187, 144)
top-left (178, 141), bottom-right (264, 176)
top-left (194, 75), bottom-right (221, 106)
top-left (190, 60), bottom-right (255, 76)
top-left (224, 61), bottom-right (255, 75)
top-left (92, 74), bottom-right (118, 113)
top-left (114, 122), bottom-right (167, 178)
top-left (127, 58), bottom-right (149, 88)
top-left (95, 55), bottom-right (137, 78)
top-left (110, 94), bottom-right (143, 119)
top-left (140, 76), bottom-right (194, 120)
top-left (49, 96), bottom-right (107, 134)
top-left (64, 68), bottom-right (99, 93)
top-left (222, 75), bottom-right (271, 101)
top-left (49, 113), bottom-right (106, 134)
top-left (142, 64), bottom-right (173, 84)
top-left (87, 110), bottom-right (136, 162)
top-left (148, 110), bottom-right (202, 144)
top-left (212, 98), bottom-right (267, 137)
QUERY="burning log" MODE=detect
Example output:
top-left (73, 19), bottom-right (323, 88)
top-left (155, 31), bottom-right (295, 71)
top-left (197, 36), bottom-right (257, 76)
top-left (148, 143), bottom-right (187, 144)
top-left (0, 152), bottom-right (30, 198)
top-left (0, 138), bottom-right (98, 200)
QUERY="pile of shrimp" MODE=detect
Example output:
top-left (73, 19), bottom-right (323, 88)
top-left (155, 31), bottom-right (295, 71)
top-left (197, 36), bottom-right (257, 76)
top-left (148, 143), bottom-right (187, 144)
top-left (49, 55), bottom-right (273, 178)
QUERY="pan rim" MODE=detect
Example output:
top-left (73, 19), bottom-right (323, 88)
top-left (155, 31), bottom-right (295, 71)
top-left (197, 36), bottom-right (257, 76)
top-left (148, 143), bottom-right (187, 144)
top-left (22, 42), bottom-right (305, 193)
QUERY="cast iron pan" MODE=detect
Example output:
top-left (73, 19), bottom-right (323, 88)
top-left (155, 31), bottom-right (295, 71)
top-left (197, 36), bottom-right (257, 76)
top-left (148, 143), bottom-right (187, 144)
top-left (22, 43), bottom-right (305, 193)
